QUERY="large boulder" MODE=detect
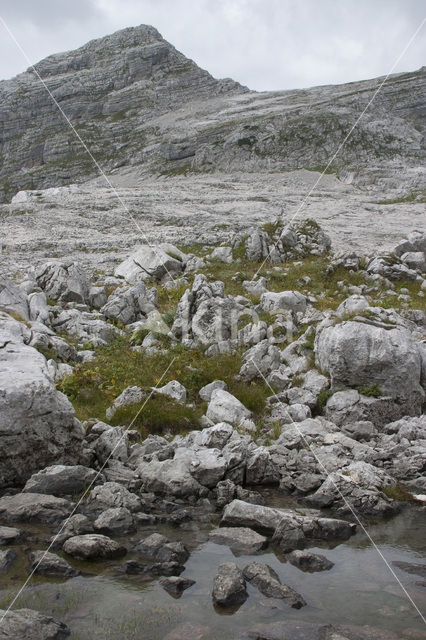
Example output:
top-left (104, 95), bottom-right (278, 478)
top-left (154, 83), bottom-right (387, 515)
top-left (137, 454), bottom-right (205, 498)
top-left (86, 482), bottom-right (142, 513)
top-left (29, 550), bottom-right (79, 578)
top-left (206, 389), bottom-right (253, 427)
top-left (0, 325), bottom-right (84, 487)
top-left (393, 231), bottom-right (426, 257)
top-left (93, 507), bottom-right (135, 535)
top-left (35, 261), bottom-right (90, 304)
top-left (0, 277), bottom-right (29, 320)
top-left (315, 320), bottom-right (424, 415)
top-left (171, 275), bottom-right (242, 346)
top-left (306, 461), bottom-right (399, 517)
top-left (52, 308), bottom-right (119, 346)
top-left (115, 244), bottom-right (184, 284)
top-left (209, 527), bottom-right (268, 554)
top-left (23, 465), bottom-right (98, 496)
top-left (366, 256), bottom-right (418, 281)
top-left (105, 387), bottom-right (145, 421)
top-left (238, 339), bottom-right (281, 381)
top-left (221, 499), bottom-right (356, 550)
top-left (259, 291), bottom-right (307, 314)
top-left (101, 283), bottom-right (157, 325)
top-left (0, 608), bottom-right (70, 639)
top-left (63, 534), bottom-right (126, 560)
top-left (0, 493), bottom-right (74, 524)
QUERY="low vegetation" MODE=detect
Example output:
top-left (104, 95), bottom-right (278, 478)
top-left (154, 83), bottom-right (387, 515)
top-left (58, 334), bottom-right (271, 435)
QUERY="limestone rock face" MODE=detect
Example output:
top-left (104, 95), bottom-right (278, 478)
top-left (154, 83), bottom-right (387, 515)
top-left (115, 245), bottom-right (184, 284)
top-left (260, 291), bottom-right (307, 314)
top-left (315, 320), bottom-right (424, 413)
top-left (35, 261), bottom-right (90, 304)
top-left (0, 24), bottom-right (245, 202)
top-left (101, 282), bottom-right (157, 324)
top-left (0, 323), bottom-right (84, 487)
top-left (171, 275), bottom-right (243, 346)
top-left (206, 389), bottom-right (252, 427)
top-left (0, 277), bottom-right (30, 320)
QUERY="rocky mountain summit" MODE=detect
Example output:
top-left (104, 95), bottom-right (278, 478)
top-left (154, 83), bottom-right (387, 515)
top-left (0, 24), bottom-right (425, 640)
top-left (0, 24), bottom-right (245, 202)
top-left (0, 24), bottom-right (424, 203)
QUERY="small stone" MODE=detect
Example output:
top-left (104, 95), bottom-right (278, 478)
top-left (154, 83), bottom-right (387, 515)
top-left (159, 576), bottom-right (196, 597)
top-left (29, 551), bottom-right (79, 578)
top-left (0, 608), bottom-right (70, 639)
top-left (243, 561), bottom-right (306, 608)
top-left (0, 525), bottom-right (22, 545)
top-left (209, 527), bottom-right (268, 555)
top-left (212, 562), bottom-right (248, 607)
top-left (93, 507), bottom-right (135, 535)
top-left (0, 549), bottom-right (17, 571)
top-left (287, 550), bottom-right (334, 572)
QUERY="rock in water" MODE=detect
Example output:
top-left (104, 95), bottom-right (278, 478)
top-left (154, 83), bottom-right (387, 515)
top-left (212, 562), bottom-right (248, 607)
top-left (0, 493), bottom-right (74, 524)
top-left (29, 551), bottom-right (79, 578)
top-left (0, 525), bottom-right (23, 545)
top-left (0, 549), bottom-right (17, 571)
top-left (287, 550), bottom-right (334, 572)
top-left (63, 534), bottom-right (127, 560)
top-left (0, 608), bottom-right (70, 639)
top-left (209, 527), bottom-right (268, 554)
top-left (243, 561), bottom-right (306, 608)
top-left (0, 325), bottom-right (84, 487)
top-left (159, 576), bottom-right (196, 597)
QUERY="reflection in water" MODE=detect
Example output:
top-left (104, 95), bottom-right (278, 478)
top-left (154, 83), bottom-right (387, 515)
top-left (0, 505), bottom-right (424, 639)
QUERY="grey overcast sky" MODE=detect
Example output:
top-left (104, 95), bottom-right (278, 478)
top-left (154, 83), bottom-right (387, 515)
top-left (0, 0), bottom-right (424, 90)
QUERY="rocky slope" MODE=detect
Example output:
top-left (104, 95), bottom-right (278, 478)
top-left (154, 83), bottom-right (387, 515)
top-left (0, 25), bottom-right (425, 640)
top-left (0, 219), bottom-right (425, 638)
top-left (0, 24), bottom-right (424, 202)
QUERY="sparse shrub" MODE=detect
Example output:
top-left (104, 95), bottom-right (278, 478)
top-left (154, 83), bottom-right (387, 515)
top-left (291, 374), bottom-right (304, 388)
top-left (130, 327), bottom-right (150, 346)
top-left (110, 395), bottom-right (203, 437)
top-left (317, 389), bottom-right (334, 410)
top-left (357, 384), bottom-right (381, 398)
top-left (231, 380), bottom-right (271, 415)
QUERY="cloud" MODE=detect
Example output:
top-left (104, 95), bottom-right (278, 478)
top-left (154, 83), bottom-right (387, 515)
top-left (0, 0), bottom-right (424, 89)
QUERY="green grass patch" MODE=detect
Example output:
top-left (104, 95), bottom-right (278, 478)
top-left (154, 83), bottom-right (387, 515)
top-left (110, 395), bottom-right (204, 438)
top-left (382, 483), bottom-right (415, 502)
top-left (157, 281), bottom-right (192, 315)
top-left (375, 189), bottom-right (426, 205)
top-left (317, 389), bottom-right (334, 411)
top-left (159, 163), bottom-right (192, 177)
top-left (357, 384), bottom-right (382, 398)
top-left (57, 335), bottom-right (270, 433)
